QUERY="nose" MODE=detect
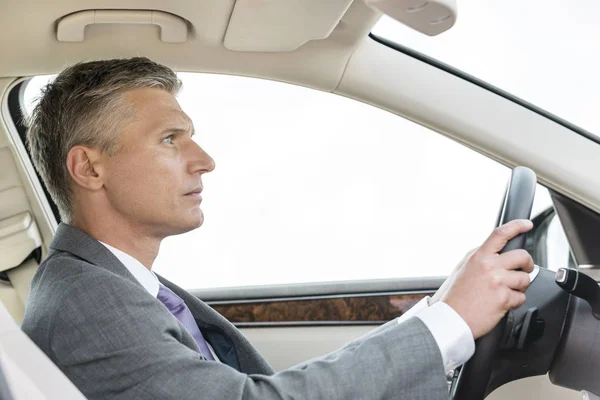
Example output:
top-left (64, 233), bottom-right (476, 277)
top-left (188, 140), bottom-right (215, 175)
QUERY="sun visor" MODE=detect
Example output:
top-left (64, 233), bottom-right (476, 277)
top-left (223, 0), bottom-right (354, 52)
top-left (0, 212), bottom-right (42, 272)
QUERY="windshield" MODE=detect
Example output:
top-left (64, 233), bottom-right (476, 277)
top-left (372, 0), bottom-right (600, 136)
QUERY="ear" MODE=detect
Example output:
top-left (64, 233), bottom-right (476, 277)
top-left (66, 146), bottom-right (105, 191)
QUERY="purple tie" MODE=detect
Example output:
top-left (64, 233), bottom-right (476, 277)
top-left (157, 284), bottom-right (215, 360)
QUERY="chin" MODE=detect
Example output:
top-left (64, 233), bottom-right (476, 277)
top-left (159, 208), bottom-right (204, 237)
top-left (191, 213), bottom-right (204, 229)
top-left (173, 212), bottom-right (204, 235)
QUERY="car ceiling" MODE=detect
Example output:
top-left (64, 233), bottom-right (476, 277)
top-left (0, 0), bottom-right (380, 91)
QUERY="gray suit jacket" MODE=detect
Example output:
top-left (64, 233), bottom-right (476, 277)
top-left (22, 223), bottom-right (449, 399)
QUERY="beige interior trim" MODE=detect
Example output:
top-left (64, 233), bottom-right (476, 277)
top-left (0, 0), bottom-right (379, 92)
top-left (241, 326), bottom-right (374, 371)
top-left (335, 37), bottom-right (600, 214)
top-left (0, 212), bottom-right (32, 239)
top-left (0, 143), bottom-right (35, 228)
top-left (0, 258), bottom-right (38, 324)
top-left (5, 258), bottom-right (38, 310)
top-left (1, 78), bottom-right (58, 248)
top-left (0, 213), bottom-right (41, 272)
top-left (0, 282), bottom-right (24, 324)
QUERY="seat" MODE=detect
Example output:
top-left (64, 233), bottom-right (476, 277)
top-left (0, 211), bottom-right (43, 324)
top-left (0, 301), bottom-right (87, 399)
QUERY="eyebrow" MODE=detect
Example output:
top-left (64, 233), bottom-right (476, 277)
top-left (160, 126), bottom-right (196, 137)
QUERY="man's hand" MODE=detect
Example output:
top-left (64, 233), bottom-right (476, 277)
top-left (431, 219), bottom-right (534, 339)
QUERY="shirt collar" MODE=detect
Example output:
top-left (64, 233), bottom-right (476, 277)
top-left (98, 241), bottom-right (160, 297)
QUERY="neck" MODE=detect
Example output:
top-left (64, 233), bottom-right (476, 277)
top-left (70, 213), bottom-right (161, 270)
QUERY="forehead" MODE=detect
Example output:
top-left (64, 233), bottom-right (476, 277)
top-left (123, 87), bottom-right (192, 129)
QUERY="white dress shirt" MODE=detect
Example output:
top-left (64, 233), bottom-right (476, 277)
top-left (99, 242), bottom-right (160, 296)
top-left (99, 241), bottom-right (474, 372)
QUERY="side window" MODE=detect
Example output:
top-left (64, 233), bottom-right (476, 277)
top-left (23, 73), bottom-right (556, 289)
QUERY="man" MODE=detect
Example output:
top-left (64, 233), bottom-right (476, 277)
top-left (21, 57), bottom-right (534, 399)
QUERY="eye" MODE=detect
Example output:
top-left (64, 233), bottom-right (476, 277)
top-left (162, 135), bottom-right (174, 145)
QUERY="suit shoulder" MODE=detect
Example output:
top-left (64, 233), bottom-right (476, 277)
top-left (31, 251), bottom-right (87, 284)
top-left (22, 250), bottom-right (138, 345)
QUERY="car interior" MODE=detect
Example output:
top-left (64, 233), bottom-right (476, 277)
top-left (1, 0), bottom-right (600, 399)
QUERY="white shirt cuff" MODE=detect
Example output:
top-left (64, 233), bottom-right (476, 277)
top-left (397, 296), bottom-right (431, 324)
top-left (415, 302), bottom-right (475, 373)
top-left (396, 296), bottom-right (475, 372)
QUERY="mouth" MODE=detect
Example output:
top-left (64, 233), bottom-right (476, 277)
top-left (184, 187), bottom-right (203, 201)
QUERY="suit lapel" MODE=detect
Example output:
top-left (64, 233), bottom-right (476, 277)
top-left (158, 275), bottom-right (274, 375)
top-left (50, 223), bottom-right (274, 375)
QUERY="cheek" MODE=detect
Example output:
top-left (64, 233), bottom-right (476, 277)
top-left (107, 155), bottom-right (179, 209)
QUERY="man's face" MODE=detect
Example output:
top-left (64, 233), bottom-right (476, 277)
top-left (101, 87), bottom-right (215, 237)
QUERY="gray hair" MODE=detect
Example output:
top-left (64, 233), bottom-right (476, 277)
top-left (26, 57), bottom-right (182, 223)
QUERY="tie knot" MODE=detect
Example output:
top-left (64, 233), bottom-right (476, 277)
top-left (157, 284), bottom-right (185, 312)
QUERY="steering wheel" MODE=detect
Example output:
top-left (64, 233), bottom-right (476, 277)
top-left (450, 166), bottom-right (537, 400)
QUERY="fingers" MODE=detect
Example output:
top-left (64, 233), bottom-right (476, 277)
top-left (500, 270), bottom-right (532, 292)
top-left (495, 249), bottom-right (535, 273)
top-left (505, 290), bottom-right (527, 310)
top-left (480, 220), bottom-right (534, 255)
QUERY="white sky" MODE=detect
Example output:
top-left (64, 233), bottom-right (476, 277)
top-left (23, 1), bottom-right (587, 289)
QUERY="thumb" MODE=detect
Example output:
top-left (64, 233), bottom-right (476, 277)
top-left (479, 219), bottom-right (533, 255)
